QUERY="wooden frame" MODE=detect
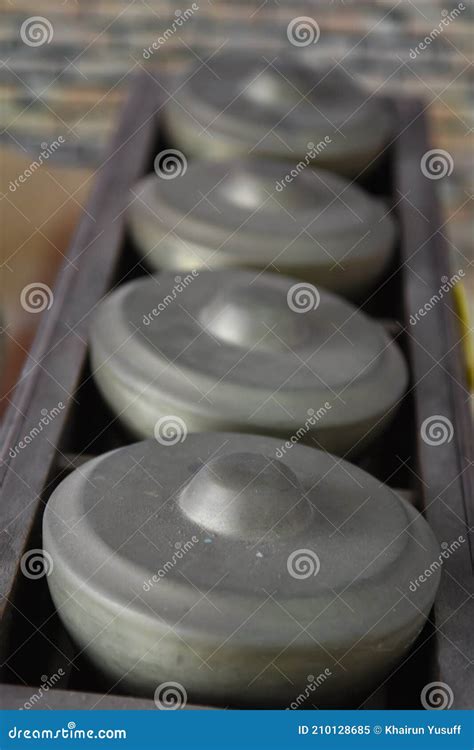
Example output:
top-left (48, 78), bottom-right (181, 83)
top-left (0, 74), bottom-right (471, 709)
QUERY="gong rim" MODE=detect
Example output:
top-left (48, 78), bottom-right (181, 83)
top-left (165, 51), bottom-right (392, 173)
top-left (43, 434), bottom-right (440, 704)
top-left (89, 270), bottom-right (408, 454)
top-left (128, 160), bottom-right (396, 297)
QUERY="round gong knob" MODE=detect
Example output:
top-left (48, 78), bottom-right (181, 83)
top-left (199, 284), bottom-right (312, 352)
top-left (128, 159), bottom-right (396, 299)
top-left (164, 50), bottom-right (392, 176)
top-left (241, 69), bottom-right (302, 107)
top-left (179, 452), bottom-right (312, 541)
top-left (43, 433), bottom-right (441, 708)
top-left (90, 269), bottom-right (408, 456)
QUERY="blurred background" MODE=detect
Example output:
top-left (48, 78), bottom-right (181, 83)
top-left (1, 0), bottom-right (473, 411)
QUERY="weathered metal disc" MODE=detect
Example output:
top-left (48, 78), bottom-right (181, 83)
top-left (43, 433), bottom-right (440, 707)
top-left (128, 160), bottom-right (396, 298)
top-left (90, 270), bottom-right (407, 455)
top-left (165, 51), bottom-right (392, 175)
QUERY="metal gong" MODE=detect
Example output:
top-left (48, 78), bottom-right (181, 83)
top-left (128, 159), bottom-right (396, 299)
top-left (89, 270), bottom-right (407, 455)
top-left (164, 51), bottom-right (393, 175)
top-left (43, 433), bottom-right (441, 708)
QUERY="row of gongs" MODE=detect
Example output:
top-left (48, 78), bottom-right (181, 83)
top-left (43, 52), bottom-right (439, 708)
top-left (98, 51), bottom-right (403, 453)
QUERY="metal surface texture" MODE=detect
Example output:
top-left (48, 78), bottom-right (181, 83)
top-left (129, 160), bottom-right (396, 298)
top-left (43, 433), bottom-right (440, 708)
top-left (165, 51), bottom-right (393, 175)
top-left (0, 74), bottom-right (470, 709)
top-left (89, 269), bottom-right (408, 455)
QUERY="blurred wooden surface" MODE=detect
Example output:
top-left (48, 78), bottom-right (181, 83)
top-left (0, 146), bottom-right (91, 415)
